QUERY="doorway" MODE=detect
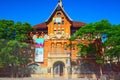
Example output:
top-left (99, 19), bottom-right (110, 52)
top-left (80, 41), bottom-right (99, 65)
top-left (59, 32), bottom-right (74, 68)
top-left (53, 61), bottom-right (65, 77)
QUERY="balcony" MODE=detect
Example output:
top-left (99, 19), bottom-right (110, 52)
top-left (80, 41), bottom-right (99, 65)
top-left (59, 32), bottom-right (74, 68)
top-left (48, 52), bottom-right (70, 58)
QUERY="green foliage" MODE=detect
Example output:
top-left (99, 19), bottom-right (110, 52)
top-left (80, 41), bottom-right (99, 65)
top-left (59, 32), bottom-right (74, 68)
top-left (70, 20), bottom-right (111, 41)
top-left (0, 19), bottom-right (32, 67)
top-left (70, 19), bottom-right (120, 64)
top-left (77, 43), bottom-right (87, 55)
top-left (104, 24), bottom-right (120, 59)
top-left (94, 20), bottom-right (111, 33)
top-left (77, 43), bottom-right (98, 55)
top-left (96, 60), bottom-right (103, 64)
top-left (0, 40), bottom-right (30, 67)
top-left (0, 19), bottom-right (33, 41)
top-left (0, 19), bottom-right (14, 39)
top-left (66, 44), bottom-right (72, 47)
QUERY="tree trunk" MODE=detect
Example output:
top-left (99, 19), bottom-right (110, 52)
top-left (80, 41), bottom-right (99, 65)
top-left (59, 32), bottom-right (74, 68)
top-left (100, 65), bottom-right (103, 76)
top-left (11, 66), bottom-right (14, 77)
top-left (117, 56), bottom-right (120, 63)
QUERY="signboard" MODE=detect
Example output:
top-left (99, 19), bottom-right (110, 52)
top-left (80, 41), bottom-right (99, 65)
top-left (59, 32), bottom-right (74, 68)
top-left (35, 38), bottom-right (44, 48)
top-left (35, 38), bottom-right (44, 62)
top-left (35, 48), bottom-right (44, 62)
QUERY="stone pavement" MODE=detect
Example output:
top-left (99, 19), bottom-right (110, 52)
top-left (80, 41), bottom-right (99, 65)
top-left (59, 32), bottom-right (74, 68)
top-left (0, 77), bottom-right (114, 80)
top-left (0, 78), bottom-right (95, 80)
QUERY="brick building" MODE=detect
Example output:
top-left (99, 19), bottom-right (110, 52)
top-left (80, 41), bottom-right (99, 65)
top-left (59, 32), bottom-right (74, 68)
top-left (28, 0), bottom-right (86, 78)
top-left (28, 0), bottom-right (102, 78)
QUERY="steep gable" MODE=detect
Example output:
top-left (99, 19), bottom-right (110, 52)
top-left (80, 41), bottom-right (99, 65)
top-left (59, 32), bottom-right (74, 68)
top-left (46, 1), bottom-right (72, 24)
top-left (33, 0), bottom-right (85, 30)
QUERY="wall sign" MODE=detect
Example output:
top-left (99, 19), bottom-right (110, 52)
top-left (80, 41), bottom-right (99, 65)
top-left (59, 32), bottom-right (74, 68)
top-left (35, 38), bottom-right (44, 62)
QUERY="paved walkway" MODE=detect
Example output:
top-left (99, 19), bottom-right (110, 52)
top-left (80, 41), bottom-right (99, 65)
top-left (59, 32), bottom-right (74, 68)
top-left (0, 78), bottom-right (95, 80)
top-left (0, 77), bottom-right (114, 80)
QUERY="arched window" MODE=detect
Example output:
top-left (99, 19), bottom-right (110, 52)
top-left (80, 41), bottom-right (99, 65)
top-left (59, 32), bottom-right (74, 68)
top-left (56, 43), bottom-right (62, 53)
top-left (64, 42), bottom-right (67, 50)
top-left (51, 43), bottom-right (54, 52)
top-left (57, 12), bottom-right (61, 17)
top-left (51, 43), bottom-right (54, 48)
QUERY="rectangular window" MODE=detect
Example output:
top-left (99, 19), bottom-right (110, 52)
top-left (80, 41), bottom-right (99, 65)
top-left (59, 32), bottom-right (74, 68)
top-left (54, 22), bottom-right (56, 26)
top-left (62, 21), bottom-right (64, 25)
top-left (54, 29), bottom-right (56, 34)
top-left (58, 22), bottom-right (60, 26)
top-left (62, 28), bottom-right (64, 34)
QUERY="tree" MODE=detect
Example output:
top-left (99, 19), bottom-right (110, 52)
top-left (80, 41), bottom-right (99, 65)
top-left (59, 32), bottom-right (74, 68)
top-left (0, 39), bottom-right (8, 66)
top-left (0, 40), bottom-right (31, 77)
top-left (15, 22), bottom-right (33, 42)
top-left (0, 19), bottom-right (33, 77)
top-left (69, 20), bottom-right (111, 76)
top-left (0, 19), bottom-right (14, 40)
top-left (0, 19), bottom-right (33, 41)
top-left (104, 24), bottom-right (120, 63)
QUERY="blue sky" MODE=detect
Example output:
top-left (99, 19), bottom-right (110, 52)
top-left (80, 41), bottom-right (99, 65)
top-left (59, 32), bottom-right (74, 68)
top-left (0, 0), bottom-right (120, 26)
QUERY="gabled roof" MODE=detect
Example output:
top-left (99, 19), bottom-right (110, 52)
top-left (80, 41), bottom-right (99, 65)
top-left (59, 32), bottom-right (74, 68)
top-left (46, 1), bottom-right (72, 23)
top-left (33, 21), bottom-right (86, 29)
top-left (33, 1), bottom-right (86, 29)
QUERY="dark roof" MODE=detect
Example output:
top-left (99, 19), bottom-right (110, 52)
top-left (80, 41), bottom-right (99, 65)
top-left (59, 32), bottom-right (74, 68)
top-left (33, 22), bottom-right (47, 29)
top-left (33, 21), bottom-right (86, 29)
top-left (72, 21), bottom-right (86, 27)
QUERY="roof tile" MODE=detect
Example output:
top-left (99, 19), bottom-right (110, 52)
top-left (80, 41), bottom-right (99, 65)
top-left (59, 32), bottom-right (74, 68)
top-left (33, 22), bottom-right (47, 29)
top-left (72, 21), bottom-right (86, 27)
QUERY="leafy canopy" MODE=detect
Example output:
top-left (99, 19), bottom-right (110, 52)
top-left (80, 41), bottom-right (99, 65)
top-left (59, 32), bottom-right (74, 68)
top-left (69, 20), bottom-right (120, 64)
top-left (0, 19), bottom-right (32, 67)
